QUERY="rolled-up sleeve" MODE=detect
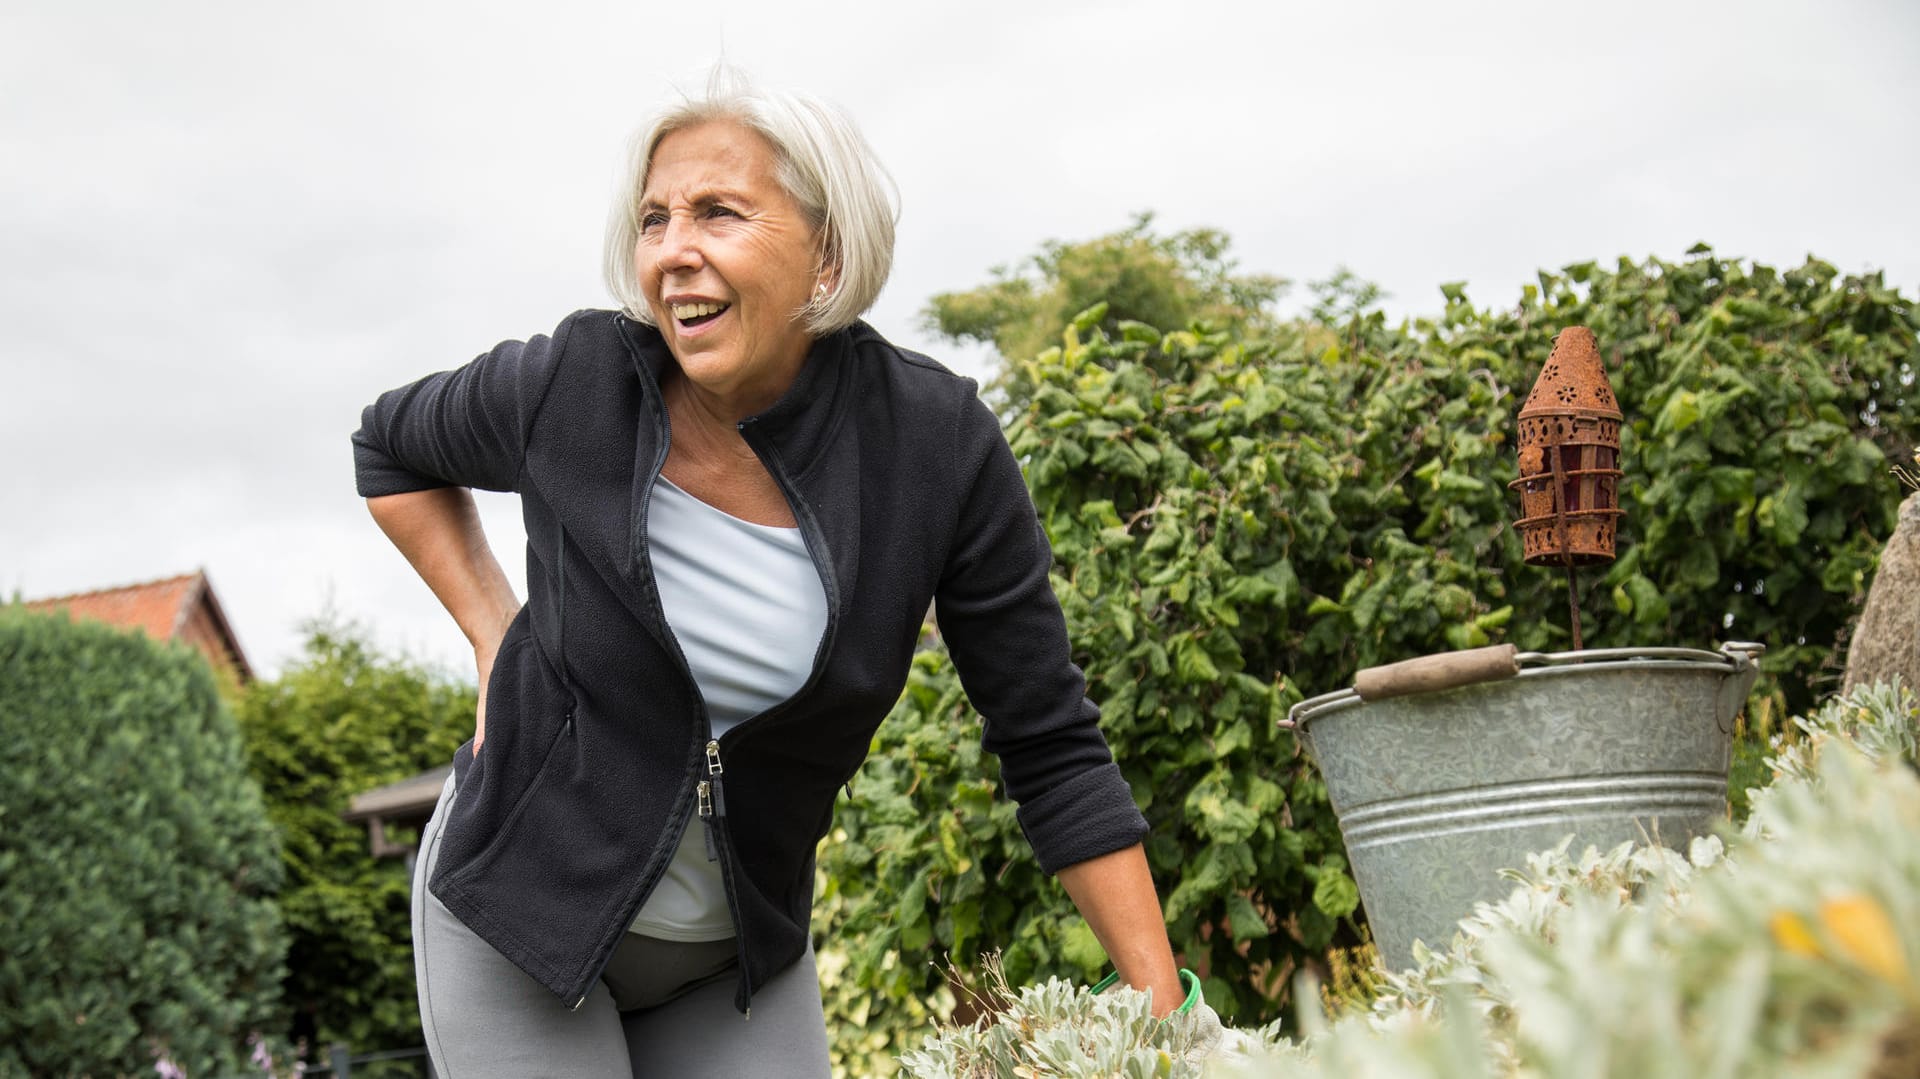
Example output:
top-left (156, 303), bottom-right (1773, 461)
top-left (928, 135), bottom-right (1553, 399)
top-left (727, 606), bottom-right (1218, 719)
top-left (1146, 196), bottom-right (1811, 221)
top-left (351, 315), bottom-right (575, 497)
top-left (934, 395), bottom-right (1148, 874)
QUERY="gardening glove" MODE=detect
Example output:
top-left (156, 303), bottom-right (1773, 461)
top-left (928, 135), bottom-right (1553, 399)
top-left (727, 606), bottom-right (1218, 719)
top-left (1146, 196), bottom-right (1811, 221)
top-left (1178, 998), bottom-right (1228, 1063)
top-left (1094, 970), bottom-right (1237, 1064)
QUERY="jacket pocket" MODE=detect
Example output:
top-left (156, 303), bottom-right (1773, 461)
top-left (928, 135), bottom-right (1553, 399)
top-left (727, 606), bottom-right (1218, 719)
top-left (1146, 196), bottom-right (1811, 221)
top-left (433, 620), bottom-right (576, 890)
top-left (443, 712), bottom-right (573, 886)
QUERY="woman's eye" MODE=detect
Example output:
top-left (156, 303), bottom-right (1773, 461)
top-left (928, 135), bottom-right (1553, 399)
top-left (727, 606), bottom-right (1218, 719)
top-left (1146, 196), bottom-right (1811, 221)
top-left (639, 211), bottom-right (668, 231)
top-left (704, 205), bottom-right (739, 219)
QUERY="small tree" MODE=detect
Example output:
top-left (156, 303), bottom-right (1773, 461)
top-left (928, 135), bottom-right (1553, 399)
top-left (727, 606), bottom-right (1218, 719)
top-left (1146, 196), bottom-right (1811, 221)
top-left (925, 213), bottom-right (1289, 406)
top-left (0, 606), bottom-right (285, 1077)
top-left (235, 618), bottom-right (471, 1065)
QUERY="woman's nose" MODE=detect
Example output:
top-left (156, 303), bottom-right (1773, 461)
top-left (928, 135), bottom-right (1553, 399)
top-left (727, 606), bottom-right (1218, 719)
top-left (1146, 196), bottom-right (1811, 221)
top-left (655, 215), bottom-right (703, 272)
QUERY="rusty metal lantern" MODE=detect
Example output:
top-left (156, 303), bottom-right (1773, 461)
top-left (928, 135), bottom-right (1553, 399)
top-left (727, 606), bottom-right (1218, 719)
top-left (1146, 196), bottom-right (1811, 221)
top-left (1510, 326), bottom-right (1623, 648)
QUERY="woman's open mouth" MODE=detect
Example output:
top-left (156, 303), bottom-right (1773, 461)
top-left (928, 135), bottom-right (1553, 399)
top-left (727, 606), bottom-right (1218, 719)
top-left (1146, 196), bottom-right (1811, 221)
top-left (670, 301), bottom-right (730, 329)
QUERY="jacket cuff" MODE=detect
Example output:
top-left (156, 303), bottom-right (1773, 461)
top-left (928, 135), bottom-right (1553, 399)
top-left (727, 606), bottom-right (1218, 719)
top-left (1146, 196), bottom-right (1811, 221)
top-left (352, 431), bottom-right (455, 498)
top-left (1015, 762), bottom-right (1149, 875)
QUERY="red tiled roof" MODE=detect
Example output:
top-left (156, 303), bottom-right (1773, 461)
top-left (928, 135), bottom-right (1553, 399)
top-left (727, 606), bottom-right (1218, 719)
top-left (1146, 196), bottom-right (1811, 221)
top-left (26, 571), bottom-right (203, 640)
top-left (23, 569), bottom-right (253, 681)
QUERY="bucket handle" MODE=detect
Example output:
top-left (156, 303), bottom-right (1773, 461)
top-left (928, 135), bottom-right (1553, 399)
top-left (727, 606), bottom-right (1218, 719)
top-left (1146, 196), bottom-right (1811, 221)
top-left (1280, 641), bottom-right (1765, 730)
top-left (1350, 644), bottom-right (1521, 702)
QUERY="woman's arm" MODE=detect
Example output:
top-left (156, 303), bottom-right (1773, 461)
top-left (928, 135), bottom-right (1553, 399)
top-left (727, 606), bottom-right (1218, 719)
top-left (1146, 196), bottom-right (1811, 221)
top-left (927, 396), bottom-right (1179, 1009)
top-left (1056, 843), bottom-right (1184, 1018)
top-left (368, 487), bottom-right (520, 749)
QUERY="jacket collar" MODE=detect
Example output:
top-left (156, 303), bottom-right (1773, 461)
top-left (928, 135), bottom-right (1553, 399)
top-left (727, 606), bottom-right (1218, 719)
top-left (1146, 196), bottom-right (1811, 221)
top-left (615, 313), bottom-right (856, 475)
top-left (733, 327), bottom-right (855, 475)
top-left (612, 313), bottom-right (860, 634)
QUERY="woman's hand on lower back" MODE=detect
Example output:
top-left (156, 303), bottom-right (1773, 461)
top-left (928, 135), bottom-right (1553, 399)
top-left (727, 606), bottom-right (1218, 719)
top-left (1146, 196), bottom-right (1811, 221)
top-left (473, 642), bottom-right (496, 752)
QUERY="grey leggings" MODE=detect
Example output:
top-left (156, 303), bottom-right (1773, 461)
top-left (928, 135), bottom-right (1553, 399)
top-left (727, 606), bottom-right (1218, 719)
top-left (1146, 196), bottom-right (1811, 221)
top-left (412, 775), bottom-right (832, 1077)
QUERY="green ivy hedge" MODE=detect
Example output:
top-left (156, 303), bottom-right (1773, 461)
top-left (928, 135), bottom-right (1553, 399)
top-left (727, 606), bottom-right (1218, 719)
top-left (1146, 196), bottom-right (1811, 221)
top-left (0, 606), bottom-right (286, 1077)
top-left (814, 248), bottom-right (1918, 1072)
top-left (235, 620), bottom-right (473, 1067)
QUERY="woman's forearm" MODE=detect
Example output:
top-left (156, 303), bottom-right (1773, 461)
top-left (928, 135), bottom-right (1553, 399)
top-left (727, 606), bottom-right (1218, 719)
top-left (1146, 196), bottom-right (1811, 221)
top-left (368, 488), bottom-right (520, 744)
top-left (368, 488), bottom-right (520, 647)
top-left (1056, 843), bottom-right (1184, 1017)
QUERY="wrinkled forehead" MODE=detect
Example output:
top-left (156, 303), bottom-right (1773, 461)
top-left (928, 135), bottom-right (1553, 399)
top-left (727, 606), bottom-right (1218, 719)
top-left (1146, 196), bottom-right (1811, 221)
top-left (640, 120), bottom-right (788, 206)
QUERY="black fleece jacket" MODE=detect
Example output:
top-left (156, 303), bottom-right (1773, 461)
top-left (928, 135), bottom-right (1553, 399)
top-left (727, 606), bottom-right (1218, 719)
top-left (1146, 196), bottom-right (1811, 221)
top-left (352, 310), bottom-right (1147, 1012)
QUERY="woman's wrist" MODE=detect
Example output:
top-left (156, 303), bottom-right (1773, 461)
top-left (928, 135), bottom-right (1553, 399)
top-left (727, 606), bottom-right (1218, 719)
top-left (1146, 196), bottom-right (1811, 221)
top-left (1116, 959), bottom-right (1184, 1018)
top-left (1093, 965), bottom-right (1194, 1018)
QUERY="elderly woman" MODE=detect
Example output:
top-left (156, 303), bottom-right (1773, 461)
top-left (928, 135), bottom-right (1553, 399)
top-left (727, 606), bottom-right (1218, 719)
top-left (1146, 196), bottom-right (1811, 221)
top-left (353, 76), bottom-right (1186, 1075)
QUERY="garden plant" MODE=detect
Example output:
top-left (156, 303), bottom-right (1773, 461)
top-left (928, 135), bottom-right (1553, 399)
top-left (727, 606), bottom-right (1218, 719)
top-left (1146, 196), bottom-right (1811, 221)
top-left (234, 618), bottom-right (474, 1071)
top-left (0, 607), bottom-right (286, 1077)
top-left (900, 679), bottom-right (1920, 1077)
top-left (814, 226), bottom-right (1919, 1074)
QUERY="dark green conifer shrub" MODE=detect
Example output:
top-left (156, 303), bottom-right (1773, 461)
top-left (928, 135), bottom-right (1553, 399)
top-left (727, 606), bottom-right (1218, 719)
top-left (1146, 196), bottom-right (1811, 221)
top-left (0, 606), bottom-right (285, 1077)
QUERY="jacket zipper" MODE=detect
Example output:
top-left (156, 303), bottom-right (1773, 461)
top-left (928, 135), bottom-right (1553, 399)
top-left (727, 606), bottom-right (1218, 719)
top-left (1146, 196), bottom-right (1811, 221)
top-left (713, 416), bottom-right (842, 1016)
top-left (578, 322), bottom-right (841, 1014)
top-left (700, 738), bottom-right (758, 1018)
top-left (700, 739), bottom-right (723, 861)
top-left (573, 336), bottom-right (720, 1012)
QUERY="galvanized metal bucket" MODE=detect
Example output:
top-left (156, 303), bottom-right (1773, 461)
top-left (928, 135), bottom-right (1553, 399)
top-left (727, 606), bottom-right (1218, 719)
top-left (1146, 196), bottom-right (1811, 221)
top-left (1286, 642), bottom-right (1763, 971)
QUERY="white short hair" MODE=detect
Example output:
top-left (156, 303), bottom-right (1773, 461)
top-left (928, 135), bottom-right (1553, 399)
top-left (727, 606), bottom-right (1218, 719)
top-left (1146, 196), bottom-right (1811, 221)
top-left (604, 70), bottom-right (899, 336)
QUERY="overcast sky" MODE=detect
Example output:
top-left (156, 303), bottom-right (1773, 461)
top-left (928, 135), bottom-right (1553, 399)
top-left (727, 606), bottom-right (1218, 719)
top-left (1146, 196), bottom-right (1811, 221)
top-left (4, 0), bottom-right (1916, 680)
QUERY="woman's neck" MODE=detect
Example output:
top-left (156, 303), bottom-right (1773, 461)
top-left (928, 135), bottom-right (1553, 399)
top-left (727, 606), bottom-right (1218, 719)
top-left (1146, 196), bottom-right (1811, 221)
top-left (659, 373), bottom-right (796, 527)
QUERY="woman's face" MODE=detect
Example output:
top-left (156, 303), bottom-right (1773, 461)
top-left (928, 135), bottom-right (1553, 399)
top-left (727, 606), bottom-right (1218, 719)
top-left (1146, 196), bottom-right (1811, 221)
top-left (636, 120), bottom-right (824, 413)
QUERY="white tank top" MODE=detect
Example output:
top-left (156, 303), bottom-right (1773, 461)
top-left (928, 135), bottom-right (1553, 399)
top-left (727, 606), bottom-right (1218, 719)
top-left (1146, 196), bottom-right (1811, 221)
top-left (628, 475), bottom-right (828, 940)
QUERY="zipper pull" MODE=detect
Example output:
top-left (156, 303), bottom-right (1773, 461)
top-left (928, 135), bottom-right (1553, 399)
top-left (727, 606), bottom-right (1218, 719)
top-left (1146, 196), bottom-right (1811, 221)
top-left (705, 737), bottom-right (729, 845)
top-left (699, 780), bottom-right (718, 861)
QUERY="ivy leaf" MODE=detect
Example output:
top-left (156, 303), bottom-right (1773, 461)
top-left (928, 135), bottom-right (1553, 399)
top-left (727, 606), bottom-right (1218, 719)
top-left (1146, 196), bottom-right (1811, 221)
top-left (1174, 636), bottom-right (1220, 683)
top-left (938, 813), bottom-right (973, 875)
top-left (1677, 542), bottom-right (1720, 590)
top-left (895, 871), bottom-right (929, 930)
top-left (1226, 894), bottom-right (1272, 941)
top-left (1059, 921), bottom-right (1108, 975)
top-left (1445, 622), bottom-right (1491, 650)
top-left (1656, 391), bottom-right (1703, 435)
top-left (1624, 574), bottom-right (1671, 627)
top-left (1305, 596), bottom-right (1343, 617)
top-left (1186, 781), bottom-right (1261, 844)
top-left (1311, 865), bottom-right (1361, 918)
top-left (1767, 485), bottom-right (1810, 545)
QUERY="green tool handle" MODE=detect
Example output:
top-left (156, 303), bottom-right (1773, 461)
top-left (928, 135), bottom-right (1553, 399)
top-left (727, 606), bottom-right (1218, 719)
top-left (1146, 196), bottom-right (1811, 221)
top-left (1090, 968), bottom-right (1204, 1015)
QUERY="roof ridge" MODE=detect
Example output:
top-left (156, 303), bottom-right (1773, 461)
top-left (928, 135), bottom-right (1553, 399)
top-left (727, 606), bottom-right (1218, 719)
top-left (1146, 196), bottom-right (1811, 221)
top-left (20, 569), bottom-right (203, 608)
top-left (19, 568), bottom-right (252, 682)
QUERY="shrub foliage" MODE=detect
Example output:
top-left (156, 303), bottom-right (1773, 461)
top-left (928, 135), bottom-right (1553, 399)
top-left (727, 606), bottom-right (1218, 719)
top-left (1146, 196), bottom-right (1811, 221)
top-left (235, 619), bottom-right (472, 1063)
top-left (897, 681), bottom-right (1920, 1078)
top-left (0, 606), bottom-right (285, 1077)
top-left (815, 240), bottom-right (1918, 1067)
